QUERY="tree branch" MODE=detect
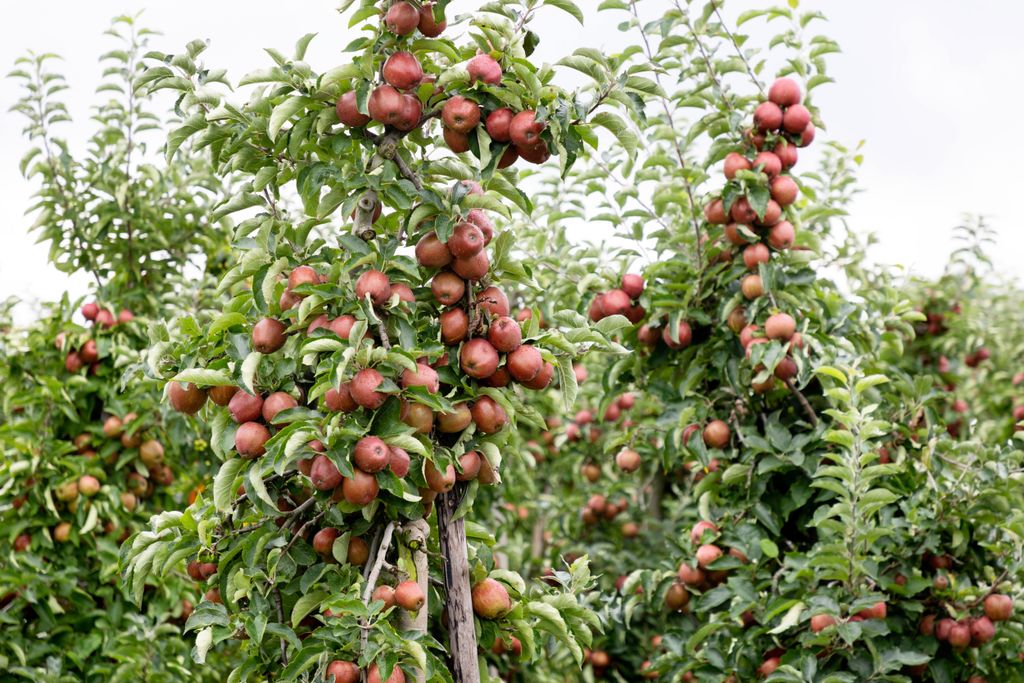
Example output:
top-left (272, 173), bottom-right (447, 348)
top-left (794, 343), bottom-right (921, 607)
top-left (784, 377), bottom-right (818, 427)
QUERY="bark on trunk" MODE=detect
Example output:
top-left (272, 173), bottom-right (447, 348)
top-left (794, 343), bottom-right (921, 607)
top-left (397, 519), bottom-right (430, 683)
top-left (436, 484), bottom-right (480, 682)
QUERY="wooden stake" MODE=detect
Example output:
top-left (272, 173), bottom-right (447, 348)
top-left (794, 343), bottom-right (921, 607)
top-left (436, 484), bottom-right (480, 682)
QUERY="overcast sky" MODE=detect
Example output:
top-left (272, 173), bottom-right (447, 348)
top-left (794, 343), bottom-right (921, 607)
top-left (1, 1), bottom-right (1021, 323)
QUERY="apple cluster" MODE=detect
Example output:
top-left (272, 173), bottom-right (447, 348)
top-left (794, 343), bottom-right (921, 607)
top-left (61, 300), bottom-right (134, 373)
top-left (335, 0), bottom-right (550, 168)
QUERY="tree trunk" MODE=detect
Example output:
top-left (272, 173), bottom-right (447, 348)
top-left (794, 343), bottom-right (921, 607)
top-left (436, 484), bottom-right (481, 682)
top-left (397, 519), bottom-right (430, 683)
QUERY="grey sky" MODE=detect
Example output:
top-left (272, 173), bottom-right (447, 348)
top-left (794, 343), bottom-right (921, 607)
top-left (2, 1), bottom-right (1020, 323)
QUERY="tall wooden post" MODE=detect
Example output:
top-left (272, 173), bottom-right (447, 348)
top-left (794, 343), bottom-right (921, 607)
top-left (436, 484), bottom-right (480, 682)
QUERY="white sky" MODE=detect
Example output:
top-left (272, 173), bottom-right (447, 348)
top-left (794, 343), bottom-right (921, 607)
top-left (1, 1), bottom-right (1021, 324)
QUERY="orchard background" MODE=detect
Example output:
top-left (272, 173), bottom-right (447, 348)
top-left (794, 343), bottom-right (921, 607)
top-left (1, 2), bottom-right (1023, 683)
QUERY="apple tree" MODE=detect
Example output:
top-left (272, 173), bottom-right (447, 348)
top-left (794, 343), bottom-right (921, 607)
top-left (120, 2), bottom-right (641, 681)
top-left (0, 17), bottom-right (234, 681)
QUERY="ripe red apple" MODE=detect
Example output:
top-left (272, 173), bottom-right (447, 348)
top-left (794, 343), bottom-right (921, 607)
top-left (394, 580), bottom-right (425, 611)
top-left (970, 616), bottom-right (995, 645)
top-left (615, 448), bottom-right (641, 472)
top-left (393, 94), bottom-right (422, 132)
top-left (335, 90), bottom-right (370, 128)
top-left (753, 151), bottom-right (782, 178)
top-left (773, 140), bottom-right (798, 168)
top-left (665, 583), bottom-right (689, 611)
top-left (438, 402), bottom-right (472, 433)
top-left (262, 392), bottom-right (297, 423)
top-left (252, 318), bottom-right (287, 354)
top-left (507, 344), bottom-right (542, 382)
top-left (704, 199), bottom-right (727, 224)
top-left (325, 383), bottom-right (358, 413)
top-left (485, 108), bottom-right (514, 142)
top-left (388, 446), bottom-right (411, 477)
top-left (309, 454), bottom-right (346, 491)
top-left (460, 338), bottom-right (500, 379)
top-left (522, 361), bottom-right (554, 390)
top-left (443, 127), bottom-right (470, 153)
top-left (468, 54), bottom-right (502, 85)
top-left (235, 422), bottom-right (271, 458)
top-left (768, 77), bottom-right (802, 106)
top-left (326, 660), bottom-right (360, 683)
top-left (471, 396), bottom-right (507, 434)
top-left (782, 104), bottom-right (811, 134)
top-left (476, 285), bottom-right (509, 317)
top-left (399, 401), bottom-right (433, 433)
top-left (229, 391), bottom-right (263, 423)
top-left (743, 243), bottom-right (770, 270)
top-left (384, 1), bottom-right (418, 35)
top-left (456, 450), bottom-right (482, 480)
top-left (401, 362), bottom-right (439, 394)
top-left (466, 209), bottom-right (494, 244)
top-left (621, 273), bottom-right (644, 299)
top-left (730, 197), bottom-right (757, 224)
top-left (391, 283), bottom-right (414, 303)
top-left (741, 274), bottom-right (764, 299)
top-left (471, 578), bottom-right (512, 619)
top-left (947, 621), bottom-right (971, 648)
top-left (810, 614), bottom-right (835, 633)
top-left (81, 301), bottom-right (99, 320)
top-left (452, 251), bottom-right (489, 280)
top-left (78, 475), bottom-right (101, 497)
top-left (753, 101), bottom-right (783, 132)
top-left (703, 420), bottom-right (731, 448)
top-left (768, 220), bottom-right (795, 250)
top-left (372, 584), bottom-right (396, 609)
top-left (367, 85), bottom-right (404, 125)
top-left (449, 222), bottom-right (485, 258)
top-left (417, 2), bottom-right (446, 36)
top-left (353, 436), bottom-right (390, 473)
top-left (208, 385), bottom-right (237, 408)
top-left (798, 122), bottom-right (815, 147)
top-left (350, 368), bottom-right (387, 409)
top-left (724, 152), bottom-right (752, 180)
top-left (487, 316), bottom-right (522, 352)
top-left (95, 308), bottom-right (115, 328)
top-left (984, 593), bottom-right (1013, 621)
top-left (312, 527), bottom-right (339, 555)
top-left (662, 320), bottom-right (692, 349)
top-left (431, 271), bottom-right (465, 306)
top-left (367, 663), bottom-right (405, 683)
top-left (79, 339), bottom-right (99, 364)
top-left (770, 176), bottom-right (798, 206)
top-left (442, 95), bottom-right (481, 134)
top-left (695, 544), bottom-right (723, 568)
top-left (509, 110), bottom-right (545, 148)
top-left (169, 382), bottom-right (207, 414)
top-left (690, 520), bottom-right (718, 544)
top-left (440, 308), bottom-right (469, 344)
top-left (383, 51), bottom-right (423, 90)
top-left (765, 313), bottom-right (796, 340)
top-left (857, 601), bottom-right (887, 620)
top-left (65, 351), bottom-right (84, 373)
top-left (424, 460), bottom-right (456, 492)
top-left (342, 470), bottom-right (379, 506)
top-left (416, 232), bottom-right (453, 268)
top-left (355, 269), bottom-right (391, 306)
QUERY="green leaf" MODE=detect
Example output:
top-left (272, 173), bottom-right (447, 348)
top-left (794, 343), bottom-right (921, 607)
top-left (291, 590), bottom-right (329, 628)
top-left (214, 458), bottom-right (247, 515)
top-left (544, 0), bottom-right (584, 23)
top-left (268, 96), bottom-right (314, 141)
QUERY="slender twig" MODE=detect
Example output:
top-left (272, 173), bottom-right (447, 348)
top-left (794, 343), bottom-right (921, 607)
top-left (784, 377), bottom-right (818, 426)
top-left (710, 1), bottom-right (764, 95)
top-left (628, 0), bottom-right (704, 294)
top-left (360, 522), bottom-right (397, 656)
top-left (964, 569), bottom-right (1009, 610)
top-left (273, 586), bottom-right (288, 665)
